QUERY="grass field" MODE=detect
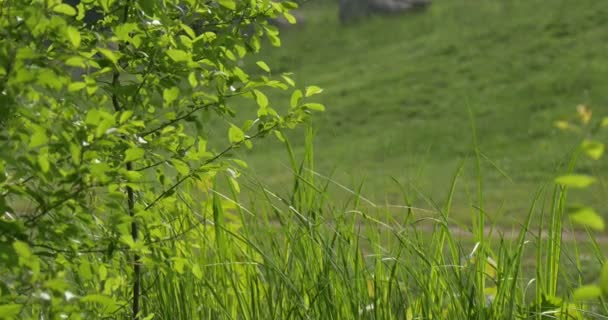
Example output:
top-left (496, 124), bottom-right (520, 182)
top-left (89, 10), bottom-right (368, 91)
top-left (232, 0), bottom-right (608, 225)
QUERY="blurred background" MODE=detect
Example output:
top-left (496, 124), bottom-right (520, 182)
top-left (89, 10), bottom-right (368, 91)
top-left (231, 0), bottom-right (608, 226)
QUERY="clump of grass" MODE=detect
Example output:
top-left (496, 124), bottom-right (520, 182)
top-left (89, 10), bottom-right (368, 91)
top-left (137, 126), bottom-right (607, 319)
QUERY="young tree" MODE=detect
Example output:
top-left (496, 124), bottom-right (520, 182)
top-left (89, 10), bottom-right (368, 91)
top-left (0, 0), bottom-right (322, 318)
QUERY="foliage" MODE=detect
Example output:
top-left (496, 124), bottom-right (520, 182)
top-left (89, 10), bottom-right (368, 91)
top-left (0, 0), bottom-right (322, 318)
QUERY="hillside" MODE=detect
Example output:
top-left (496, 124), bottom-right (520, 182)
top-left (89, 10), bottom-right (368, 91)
top-left (238, 0), bottom-right (608, 224)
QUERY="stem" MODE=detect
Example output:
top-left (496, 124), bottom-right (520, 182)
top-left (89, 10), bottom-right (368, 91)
top-left (111, 2), bottom-right (139, 318)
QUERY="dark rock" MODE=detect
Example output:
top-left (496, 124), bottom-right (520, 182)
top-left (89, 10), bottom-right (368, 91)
top-left (339, 0), bottom-right (431, 24)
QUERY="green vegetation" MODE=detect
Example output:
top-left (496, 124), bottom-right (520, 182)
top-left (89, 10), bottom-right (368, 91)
top-left (241, 0), bottom-right (608, 223)
top-left (2, 0), bottom-right (608, 319)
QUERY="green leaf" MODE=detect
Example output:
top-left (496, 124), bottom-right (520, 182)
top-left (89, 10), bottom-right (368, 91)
top-left (218, 0), bottom-right (236, 10)
top-left (78, 260), bottom-right (93, 281)
top-left (38, 152), bottom-right (50, 173)
top-left (53, 3), bottom-right (77, 16)
top-left (68, 82), bottom-right (86, 91)
top-left (281, 74), bottom-right (295, 87)
top-left (119, 110), bottom-right (134, 124)
top-left (13, 241), bottom-right (32, 261)
top-left (555, 175), bottom-right (596, 188)
top-left (98, 48), bottom-right (120, 65)
top-left (0, 304), bottom-right (22, 318)
top-left (65, 26), bottom-right (81, 48)
top-left (228, 125), bottom-right (245, 143)
top-left (163, 86), bottom-right (180, 105)
top-left (70, 144), bottom-right (81, 165)
top-left (290, 89), bottom-right (302, 108)
top-left (303, 103), bottom-right (326, 111)
top-left (581, 139), bottom-right (604, 160)
top-left (228, 176), bottom-right (240, 193)
top-left (256, 61), bottom-right (270, 72)
top-left (602, 117), bottom-right (608, 127)
top-left (192, 263), bottom-right (203, 280)
top-left (267, 32), bottom-right (281, 47)
top-left (573, 285), bottom-right (602, 301)
top-left (569, 207), bottom-right (605, 231)
top-left (96, 117), bottom-right (116, 137)
top-left (283, 12), bottom-right (297, 24)
top-left (253, 89), bottom-right (268, 109)
top-left (305, 85), bottom-right (323, 97)
top-left (170, 159), bottom-right (190, 176)
top-left (81, 294), bottom-right (120, 312)
top-left (166, 49), bottom-right (190, 62)
top-left (29, 126), bottom-right (48, 148)
top-left (125, 147), bottom-right (145, 162)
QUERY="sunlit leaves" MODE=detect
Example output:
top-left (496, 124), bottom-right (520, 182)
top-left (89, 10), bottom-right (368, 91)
top-left (256, 61), bottom-right (271, 72)
top-left (0, 304), bottom-right (22, 318)
top-left (305, 86), bottom-right (323, 97)
top-left (290, 89), bottom-right (302, 108)
top-left (163, 87), bottom-right (180, 105)
top-left (125, 148), bottom-right (145, 162)
top-left (253, 89), bottom-right (269, 109)
top-left (303, 103), bottom-right (325, 111)
top-left (229, 125), bottom-right (245, 143)
top-left (554, 175), bottom-right (596, 188)
top-left (65, 26), bottom-right (81, 48)
top-left (581, 139), bottom-right (604, 160)
top-left (53, 3), bottom-right (77, 16)
top-left (573, 285), bottom-right (601, 301)
top-left (167, 49), bottom-right (190, 62)
top-left (218, 0), bottom-right (236, 10)
top-left (1, 0), bottom-right (318, 317)
top-left (568, 206), bottom-right (604, 231)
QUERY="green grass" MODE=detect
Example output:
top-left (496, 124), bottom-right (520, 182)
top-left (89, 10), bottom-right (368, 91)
top-left (233, 0), bottom-right (608, 224)
top-left (136, 129), bottom-right (608, 319)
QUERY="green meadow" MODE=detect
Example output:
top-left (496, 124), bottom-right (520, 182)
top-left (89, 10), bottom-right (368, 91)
top-left (238, 0), bottom-right (608, 225)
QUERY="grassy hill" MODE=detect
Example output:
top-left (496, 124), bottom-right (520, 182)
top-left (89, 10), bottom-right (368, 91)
top-left (236, 0), bottom-right (608, 225)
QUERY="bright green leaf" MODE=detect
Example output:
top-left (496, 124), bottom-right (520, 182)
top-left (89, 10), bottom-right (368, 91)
top-left (29, 126), bottom-right (48, 148)
top-left (65, 26), bottom-right (81, 48)
top-left (166, 49), bottom-right (190, 62)
top-left (96, 117), bottom-right (116, 137)
top-left (281, 74), bottom-right (295, 87)
top-left (256, 61), bottom-right (270, 72)
top-left (569, 207), bottom-right (605, 231)
top-left (119, 110), bottom-right (134, 124)
top-left (98, 48), bottom-right (120, 65)
top-left (163, 86), bottom-right (180, 105)
top-left (602, 117), bottom-right (608, 127)
top-left (68, 82), bottom-right (86, 91)
top-left (78, 260), bottom-right (93, 281)
top-left (305, 85), bottom-right (323, 97)
top-left (70, 144), bottom-right (81, 165)
top-left (53, 3), bottom-right (77, 16)
top-left (253, 89), bottom-right (268, 109)
top-left (573, 285), bottom-right (602, 301)
top-left (170, 159), bottom-right (190, 176)
top-left (218, 0), bottom-right (236, 10)
top-left (303, 103), bottom-right (326, 111)
top-left (582, 139), bottom-right (604, 160)
top-left (192, 263), bottom-right (203, 280)
top-left (283, 12), bottom-right (297, 24)
top-left (0, 304), bottom-right (22, 318)
top-left (38, 152), bottom-right (50, 173)
top-left (555, 175), bottom-right (596, 188)
top-left (228, 125), bottom-right (245, 143)
top-left (125, 147), bottom-right (145, 162)
top-left (290, 89), bottom-right (302, 108)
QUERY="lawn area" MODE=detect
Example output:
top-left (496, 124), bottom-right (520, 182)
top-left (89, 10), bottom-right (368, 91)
top-left (235, 0), bottom-right (608, 225)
